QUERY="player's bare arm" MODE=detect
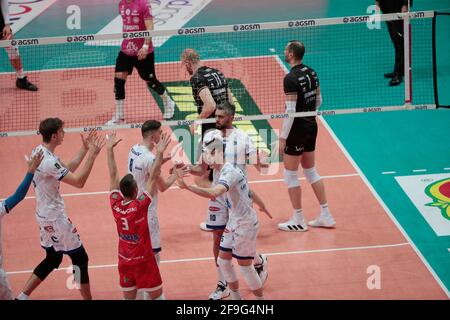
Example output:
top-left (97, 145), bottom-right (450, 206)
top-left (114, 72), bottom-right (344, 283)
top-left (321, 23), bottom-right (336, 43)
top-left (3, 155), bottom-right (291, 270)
top-left (106, 131), bottom-right (122, 191)
top-left (61, 134), bottom-right (105, 188)
top-left (178, 177), bottom-right (227, 200)
top-left (138, 18), bottom-right (153, 61)
top-left (146, 133), bottom-right (171, 195)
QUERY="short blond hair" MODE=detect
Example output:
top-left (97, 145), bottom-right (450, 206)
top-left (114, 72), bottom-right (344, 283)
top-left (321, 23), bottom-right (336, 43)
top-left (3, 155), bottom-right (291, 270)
top-left (181, 48), bottom-right (200, 63)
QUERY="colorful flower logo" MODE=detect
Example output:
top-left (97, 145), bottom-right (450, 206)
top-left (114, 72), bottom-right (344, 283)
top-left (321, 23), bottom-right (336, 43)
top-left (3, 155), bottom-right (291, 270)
top-left (425, 178), bottom-right (450, 221)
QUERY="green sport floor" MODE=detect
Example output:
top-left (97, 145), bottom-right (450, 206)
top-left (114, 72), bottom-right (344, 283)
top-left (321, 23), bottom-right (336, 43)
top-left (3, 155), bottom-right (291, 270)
top-left (2, 0), bottom-right (450, 297)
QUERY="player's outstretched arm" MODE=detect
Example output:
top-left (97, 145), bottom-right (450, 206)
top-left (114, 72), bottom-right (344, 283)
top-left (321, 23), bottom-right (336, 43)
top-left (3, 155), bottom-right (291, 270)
top-left (106, 132), bottom-right (122, 191)
top-left (177, 177), bottom-right (227, 200)
top-left (250, 188), bottom-right (273, 219)
top-left (62, 134), bottom-right (105, 188)
top-left (146, 132), bottom-right (171, 195)
top-left (63, 131), bottom-right (97, 172)
top-left (3, 150), bottom-right (44, 212)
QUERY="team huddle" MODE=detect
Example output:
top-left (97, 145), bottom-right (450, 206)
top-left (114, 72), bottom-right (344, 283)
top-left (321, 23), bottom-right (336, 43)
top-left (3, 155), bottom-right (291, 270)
top-left (0, 0), bottom-right (337, 300)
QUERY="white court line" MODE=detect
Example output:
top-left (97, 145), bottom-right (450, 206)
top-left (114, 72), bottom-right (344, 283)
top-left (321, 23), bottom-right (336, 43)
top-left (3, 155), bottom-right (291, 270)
top-left (5, 242), bottom-right (410, 276)
top-left (444, 168), bottom-right (450, 171)
top-left (412, 169), bottom-right (427, 173)
top-left (0, 173), bottom-right (360, 201)
top-left (382, 171), bottom-right (397, 175)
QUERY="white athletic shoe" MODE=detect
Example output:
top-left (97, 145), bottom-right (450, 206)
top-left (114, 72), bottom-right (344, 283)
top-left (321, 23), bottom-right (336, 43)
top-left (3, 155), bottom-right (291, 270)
top-left (308, 215), bottom-right (336, 228)
top-left (278, 216), bottom-right (308, 232)
top-left (105, 116), bottom-right (125, 126)
top-left (199, 222), bottom-right (213, 232)
top-left (208, 281), bottom-right (230, 300)
top-left (163, 97), bottom-right (175, 120)
top-left (254, 254), bottom-right (268, 285)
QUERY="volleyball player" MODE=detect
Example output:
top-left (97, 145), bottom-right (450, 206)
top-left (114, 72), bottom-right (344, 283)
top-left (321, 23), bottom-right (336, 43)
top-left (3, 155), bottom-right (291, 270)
top-left (0, 0), bottom-right (38, 91)
top-left (278, 41), bottom-right (336, 232)
top-left (107, 131), bottom-right (171, 300)
top-left (177, 130), bottom-right (265, 300)
top-left (16, 119), bottom-right (104, 300)
top-left (0, 151), bottom-right (43, 300)
top-left (107, 0), bottom-right (175, 124)
top-left (128, 120), bottom-right (179, 266)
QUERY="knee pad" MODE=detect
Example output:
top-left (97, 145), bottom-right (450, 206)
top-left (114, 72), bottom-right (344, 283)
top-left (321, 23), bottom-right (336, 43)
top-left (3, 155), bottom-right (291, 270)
top-left (114, 78), bottom-right (126, 100)
top-left (147, 78), bottom-right (165, 95)
top-left (33, 248), bottom-right (63, 281)
top-left (239, 265), bottom-right (262, 291)
top-left (303, 166), bottom-right (321, 184)
top-left (217, 257), bottom-right (238, 283)
top-left (283, 169), bottom-right (300, 189)
top-left (69, 248), bottom-right (90, 284)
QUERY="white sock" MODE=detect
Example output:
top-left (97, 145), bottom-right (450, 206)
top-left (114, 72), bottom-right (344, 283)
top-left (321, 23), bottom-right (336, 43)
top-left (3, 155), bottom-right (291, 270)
top-left (16, 292), bottom-right (29, 300)
top-left (16, 69), bottom-right (25, 79)
top-left (216, 266), bottom-right (226, 284)
top-left (293, 209), bottom-right (304, 221)
top-left (115, 99), bottom-right (124, 118)
top-left (253, 254), bottom-right (263, 266)
top-left (153, 293), bottom-right (166, 300)
top-left (230, 289), bottom-right (241, 300)
top-left (320, 203), bottom-right (331, 217)
top-left (154, 252), bottom-right (160, 265)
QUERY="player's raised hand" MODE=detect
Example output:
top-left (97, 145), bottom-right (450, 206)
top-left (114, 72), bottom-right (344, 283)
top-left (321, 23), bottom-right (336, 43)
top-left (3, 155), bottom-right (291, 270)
top-left (175, 165), bottom-right (190, 179)
top-left (156, 132), bottom-right (171, 154)
top-left (89, 134), bottom-right (106, 155)
top-left (81, 130), bottom-right (98, 151)
top-left (106, 131), bottom-right (122, 150)
top-left (26, 150), bottom-right (44, 173)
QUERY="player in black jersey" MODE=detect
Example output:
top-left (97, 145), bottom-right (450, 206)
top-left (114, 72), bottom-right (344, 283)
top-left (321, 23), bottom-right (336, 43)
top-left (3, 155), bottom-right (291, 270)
top-left (277, 41), bottom-right (336, 232)
top-left (181, 48), bottom-right (233, 139)
top-left (0, 0), bottom-right (37, 91)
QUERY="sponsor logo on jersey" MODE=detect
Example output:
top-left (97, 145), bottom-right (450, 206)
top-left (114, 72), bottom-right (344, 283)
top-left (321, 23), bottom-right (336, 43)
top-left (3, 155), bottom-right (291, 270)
top-left (209, 206), bottom-right (221, 212)
top-left (44, 226), bottom-right (55, 233)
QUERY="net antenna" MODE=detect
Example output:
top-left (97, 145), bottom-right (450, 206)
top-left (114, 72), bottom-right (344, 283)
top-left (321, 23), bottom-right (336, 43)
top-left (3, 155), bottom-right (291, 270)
top-left (404, 0), bottom-right (413, 109)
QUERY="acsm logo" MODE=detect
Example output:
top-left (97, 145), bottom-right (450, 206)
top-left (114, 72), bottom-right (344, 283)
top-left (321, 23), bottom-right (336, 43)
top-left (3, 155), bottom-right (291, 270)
top-left (178, 27), bottom-right (206, 35)
top-left (233, 24), bottom-right (261, 31)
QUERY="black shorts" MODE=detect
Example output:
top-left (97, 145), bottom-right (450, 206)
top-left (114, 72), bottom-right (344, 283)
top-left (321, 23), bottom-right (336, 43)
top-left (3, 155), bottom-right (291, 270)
top-left (115, 50), bottom-right (156, 81)
top-left (284, 122), bottom-right (318, 156)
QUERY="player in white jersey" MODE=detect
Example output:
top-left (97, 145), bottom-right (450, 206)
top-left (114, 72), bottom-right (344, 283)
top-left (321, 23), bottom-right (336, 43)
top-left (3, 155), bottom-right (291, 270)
top-left (177, 130), bottom-right (265, 300)
top-left (0, 151), bottom-right (43, 300)
top-left (128, 120), bottom-right (178, 265)
top-left (187, 101), bottom-right (271, 299)
top-left (16, 118), bottom-right (105, 300)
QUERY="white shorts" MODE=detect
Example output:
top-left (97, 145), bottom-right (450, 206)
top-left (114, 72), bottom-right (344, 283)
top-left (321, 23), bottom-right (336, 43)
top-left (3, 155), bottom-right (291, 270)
top-left (148, 208), bottom-right (161, 253)
top-left (38, 215), bottom-right (83, 253)
top-left (220, 219), bottom-right (259, 260)
top-left (0, 268), bottom-right (12, 300)
top-left (205, 197), bottom-right (229, 230)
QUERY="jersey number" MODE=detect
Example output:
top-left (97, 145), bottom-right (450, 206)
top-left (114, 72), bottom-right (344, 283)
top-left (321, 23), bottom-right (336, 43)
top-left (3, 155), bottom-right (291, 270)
top-left (129, 158), bottom-right (134, 172)
top-left (121, 218), bottom-right (129, 231)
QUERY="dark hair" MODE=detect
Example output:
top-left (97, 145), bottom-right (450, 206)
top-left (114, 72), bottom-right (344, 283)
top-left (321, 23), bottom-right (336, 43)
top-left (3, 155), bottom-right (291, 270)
top-left (141, 120), bottom-right (161, 139)
top-left (120, 174), bottom-right (137, 198)
top-left (216, 101), bottom-right (236, 116)
top-left (39, 118), bottom-right (64, 143)
top-left (287, 40), bottom-right (305, 61)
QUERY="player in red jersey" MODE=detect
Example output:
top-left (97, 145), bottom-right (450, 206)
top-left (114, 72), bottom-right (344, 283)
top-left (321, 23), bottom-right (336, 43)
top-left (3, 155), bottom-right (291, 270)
top-left (106, 131), bottom-right (171, 300)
